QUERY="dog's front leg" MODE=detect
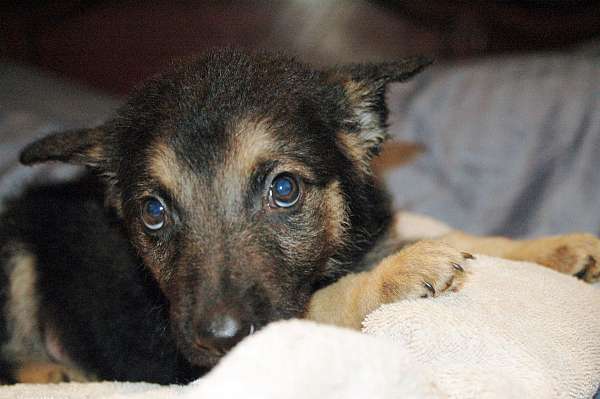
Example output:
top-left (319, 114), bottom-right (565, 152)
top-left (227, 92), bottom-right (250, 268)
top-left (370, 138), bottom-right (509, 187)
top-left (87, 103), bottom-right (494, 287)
top-left (439, 232), bottom-right (600, 282)
top-left (13, 362), bottom-right (92, 384)
top-left (305, 240), bottom-right (471, 329)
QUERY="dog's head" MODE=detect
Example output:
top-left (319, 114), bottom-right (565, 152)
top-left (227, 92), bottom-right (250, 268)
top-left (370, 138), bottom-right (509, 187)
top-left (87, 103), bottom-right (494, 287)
top-left (20, 49), bottom-right (429, 367)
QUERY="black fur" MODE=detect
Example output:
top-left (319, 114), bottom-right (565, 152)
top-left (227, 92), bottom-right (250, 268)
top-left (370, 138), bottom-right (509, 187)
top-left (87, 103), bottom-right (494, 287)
top-left (0, 176), bottom-right (200, 383)
top-left (0, 254), bottom-right (12, 384)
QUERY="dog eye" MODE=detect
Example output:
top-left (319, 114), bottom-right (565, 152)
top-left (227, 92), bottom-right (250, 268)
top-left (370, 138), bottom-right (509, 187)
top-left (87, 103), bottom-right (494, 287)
top-left (269, 173), bottom-right (301, 208)
top-left (141, 196), bottom-right (167, 230)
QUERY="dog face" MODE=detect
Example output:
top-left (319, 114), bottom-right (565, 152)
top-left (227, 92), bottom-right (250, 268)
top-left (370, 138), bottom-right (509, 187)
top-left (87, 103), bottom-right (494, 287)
top-left (20, 49), bottom-right (429, 367)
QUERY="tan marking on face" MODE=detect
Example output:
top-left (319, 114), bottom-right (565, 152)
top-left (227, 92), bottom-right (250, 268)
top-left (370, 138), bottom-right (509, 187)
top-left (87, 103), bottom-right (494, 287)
top-left (227, 117), bottom-right (280, 178)
top-left (199, 116), bottom-right (278, 212)
top-left (336, 131), bottom-right (372, 176)
top-left (321, 180), bottom-right (349, 248)
top-left (148, 140), bottom-right (198, 205)
top-left (220, 116), bottom-right (317, 211)
top-left (2, 251), bottom-right (48, 364)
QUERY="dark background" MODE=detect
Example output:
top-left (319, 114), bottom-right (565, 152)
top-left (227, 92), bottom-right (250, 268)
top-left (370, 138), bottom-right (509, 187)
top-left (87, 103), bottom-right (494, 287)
top-left (2, 0), bottom-right (600, 95)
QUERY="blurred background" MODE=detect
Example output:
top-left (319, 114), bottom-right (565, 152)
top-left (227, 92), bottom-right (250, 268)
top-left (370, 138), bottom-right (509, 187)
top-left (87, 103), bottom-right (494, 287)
top-left (2, 0), bottom-right (600, 94)
top-left (1, 0), bottom-right (600, 237)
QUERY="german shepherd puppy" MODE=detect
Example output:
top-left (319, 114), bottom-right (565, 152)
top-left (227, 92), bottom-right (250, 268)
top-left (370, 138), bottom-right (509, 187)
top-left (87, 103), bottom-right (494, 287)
top-left (1, 49), bottom-right (599, 384)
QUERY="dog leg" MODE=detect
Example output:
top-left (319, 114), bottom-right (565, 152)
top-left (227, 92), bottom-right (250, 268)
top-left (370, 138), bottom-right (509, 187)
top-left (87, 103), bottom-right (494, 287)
top-left (440, 231), bottom-right (600, 282)
top-left (305, 240), bottom-right (471, 329)
top-left (14, 362), bottom-right (91, 384)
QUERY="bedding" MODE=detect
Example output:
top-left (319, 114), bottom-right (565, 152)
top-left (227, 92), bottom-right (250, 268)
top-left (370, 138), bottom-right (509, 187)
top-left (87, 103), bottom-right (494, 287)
top-left (0, 63), bottom-right (119, 205)
top-left (386, 44), bottom-right (600, 237)
top-left (1, 213), bottom-right (599, 398)
top-left (1, 49), bottom-right (600, 397)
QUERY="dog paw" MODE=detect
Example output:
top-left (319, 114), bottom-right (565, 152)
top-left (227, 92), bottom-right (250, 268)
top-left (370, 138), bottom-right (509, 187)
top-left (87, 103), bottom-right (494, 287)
top-left (372, 240), bottom-right (472, 303)
top-left (15, 362), bottom-right (91, 384)
top-left (522, 233), bottom-right (600, 283)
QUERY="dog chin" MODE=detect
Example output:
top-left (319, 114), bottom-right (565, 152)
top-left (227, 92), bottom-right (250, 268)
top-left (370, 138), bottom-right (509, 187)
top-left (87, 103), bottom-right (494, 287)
top-left (184, 348), bottom-right (222, 369)
top-left (173, 333), bottom-right (225, 369)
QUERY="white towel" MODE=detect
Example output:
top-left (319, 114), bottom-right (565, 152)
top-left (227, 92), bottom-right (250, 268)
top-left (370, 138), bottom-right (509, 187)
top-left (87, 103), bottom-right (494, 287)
top-left (2, 255), bottom-right (599, 399)
top-left (363, 255), bottom-right (600, 398)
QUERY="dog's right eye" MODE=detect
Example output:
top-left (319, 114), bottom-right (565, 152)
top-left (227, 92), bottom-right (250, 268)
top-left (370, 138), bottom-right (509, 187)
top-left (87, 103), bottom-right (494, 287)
top-left (141, 196), bottom-right (167, 231)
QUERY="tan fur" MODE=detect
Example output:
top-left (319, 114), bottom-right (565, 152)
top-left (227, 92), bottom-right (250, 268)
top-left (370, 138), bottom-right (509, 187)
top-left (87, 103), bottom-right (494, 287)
top-left (337, 136), bottom-right (423, 179)
top-left (321, 180), bottom-right (349, 248)
top-left (306, 271), bottom-right (373, 329)
top-left (15, 362), bottom-right (91, 384)
top-left (1, 246), bottom-right (96, 384)
top-left (307, 226), bottom-right (600, 330)
top-left (227, 117), bottom-right (280, 179)
top-left (214, 116), bottom-right (320, 226)
top-left (343, 80), bottom-right (387, 146)
top-left (2, 251), bottom-right (48, 365)
top-left (334, 78), bottom-right (393, 176)
top-left (226, 117), bottom-right (316, 182)
top-left (149, 116), bottom-right (316, 215)
top-left (344, 79), bottom-right (371, 102)
top-left (440, 231), bottom-right (600, 282)
top-left (306, 240), bottom-right (469, 329)
top-left (83, 139), bottom-right (107, 165)
top-left (148, 141), bottom-right (197, 205)
top-left (371, 141), bottom-right (425, 177)
top-left (336, 131), bottom-right (373, 176)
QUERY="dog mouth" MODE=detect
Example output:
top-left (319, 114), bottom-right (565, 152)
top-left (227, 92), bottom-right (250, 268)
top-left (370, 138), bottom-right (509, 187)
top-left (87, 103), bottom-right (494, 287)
top-left (187, 347), bottom-right (222, 368)
top-left (169, 283), bottom-right (301, 368)
top-left (180, 321), bottom-right (258, 367)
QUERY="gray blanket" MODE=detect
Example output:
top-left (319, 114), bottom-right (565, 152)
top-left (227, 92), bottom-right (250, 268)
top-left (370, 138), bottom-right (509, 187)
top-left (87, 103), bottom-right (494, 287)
top-left (0, 63), bottom-right (119, 205)
top-left (385, 46), bottom-right (600, 237)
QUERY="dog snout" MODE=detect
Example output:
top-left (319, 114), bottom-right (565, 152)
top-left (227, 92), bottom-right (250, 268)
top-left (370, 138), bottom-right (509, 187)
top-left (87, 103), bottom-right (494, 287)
top-left (193, 312), bottom-right (253, 356)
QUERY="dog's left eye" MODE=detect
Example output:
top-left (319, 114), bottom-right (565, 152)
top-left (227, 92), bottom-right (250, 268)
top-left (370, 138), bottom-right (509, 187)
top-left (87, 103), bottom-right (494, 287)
top-left (269, 173), bottom-right (301, 208)
top-left (141, 196), bottom-right (167, 230)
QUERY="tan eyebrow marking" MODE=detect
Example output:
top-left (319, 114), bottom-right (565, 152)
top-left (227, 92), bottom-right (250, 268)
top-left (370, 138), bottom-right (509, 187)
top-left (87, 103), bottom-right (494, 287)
top-left (226, 116), bottom-right (280, 178)
top-left (147, 140), bottom-right (198, 206)
top-left (218, 117), bottom-right (278, 210)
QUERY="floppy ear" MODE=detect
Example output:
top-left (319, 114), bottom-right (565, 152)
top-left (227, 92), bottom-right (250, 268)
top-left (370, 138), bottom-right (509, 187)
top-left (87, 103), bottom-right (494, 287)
top-left (20, 127), bottom-right (113, 170)
top-left (328, 57), bottom-right (432, 165)
top-left (21, 126), bottom-right (124, 212)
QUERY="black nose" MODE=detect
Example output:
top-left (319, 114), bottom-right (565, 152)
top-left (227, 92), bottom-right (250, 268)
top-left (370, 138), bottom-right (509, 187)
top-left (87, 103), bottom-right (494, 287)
top-left (193, 313), bottom-right (251, 356)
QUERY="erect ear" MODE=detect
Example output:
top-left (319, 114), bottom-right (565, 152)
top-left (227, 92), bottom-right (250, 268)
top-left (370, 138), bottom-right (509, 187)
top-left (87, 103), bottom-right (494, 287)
top-left (327, 57), bottom-right (432, 167)
top-left (20, 127), bottom-right (113, 170)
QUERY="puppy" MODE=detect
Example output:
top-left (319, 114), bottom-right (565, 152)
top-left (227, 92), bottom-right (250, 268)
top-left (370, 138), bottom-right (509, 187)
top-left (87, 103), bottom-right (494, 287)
top-left (1, 49), bottom-right (598, 384)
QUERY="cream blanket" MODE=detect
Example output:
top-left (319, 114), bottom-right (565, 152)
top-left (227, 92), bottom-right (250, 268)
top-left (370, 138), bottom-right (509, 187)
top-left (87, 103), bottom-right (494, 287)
top-left (2, 213), bottom-right (599, 398)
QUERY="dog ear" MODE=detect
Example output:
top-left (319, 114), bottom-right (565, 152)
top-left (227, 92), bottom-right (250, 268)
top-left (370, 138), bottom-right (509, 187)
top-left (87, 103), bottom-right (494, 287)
top-left (327, 57), bottom-right (432, 164)
top-left (21, 126), bottom-right (125, 212)
top-left (20, 127), bottom-right (113, 170)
